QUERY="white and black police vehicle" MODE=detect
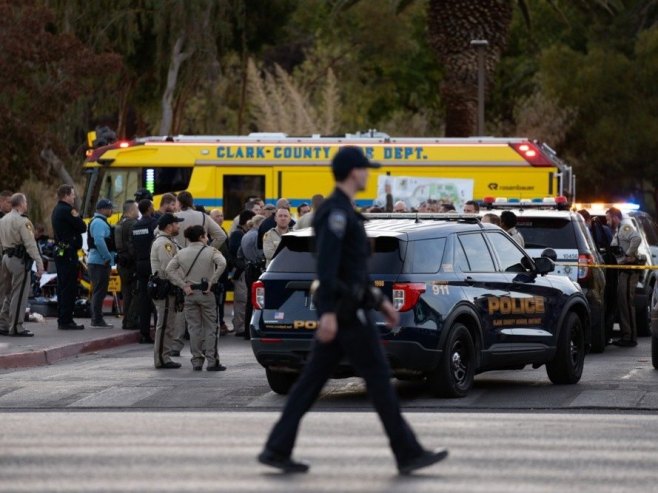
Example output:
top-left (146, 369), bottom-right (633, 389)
top-left (250, 214), bottom-right (590, 398)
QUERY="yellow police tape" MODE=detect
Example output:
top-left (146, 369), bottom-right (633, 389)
top-left (555, 262), bottom-right (658, 270)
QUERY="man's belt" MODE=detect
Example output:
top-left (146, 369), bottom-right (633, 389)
top-left (4, 245), bottom-right (27, 259)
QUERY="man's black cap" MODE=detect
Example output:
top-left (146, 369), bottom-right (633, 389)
top-left (157, 213), bottom-right (184, 229)
top-left (135, 188), bottom-right (154, 201)
top-left (331, 146), bottom-right (380, 181)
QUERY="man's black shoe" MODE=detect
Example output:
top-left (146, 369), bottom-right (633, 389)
top-left (157, 361), bottom-right (182, 369)
top-left (193, 365), bottom-right (203, 371)
top-left (398, 448), bottom-right (449, 475)
top-left (58, 323), bottom-right (84, 330)
top-left (0, 328), bottom-right (9, 336)
top-left (612, 339), bottom-right (637, 347)
top-left (170, 351), bottom-right (181, 357)
top-left (258, 449), bottom-right (309, 473)
top-left (234, 331), bottom-right (245, 337)
top-left (9, 330), bottom-right (34, 337)
top-left (207, 364), bottom-right (227, 372)
top-left (139, 336), bottom-right (155, 344)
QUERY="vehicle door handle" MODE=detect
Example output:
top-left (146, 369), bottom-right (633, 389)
top-left (464, 276), bottom-right (475, 285)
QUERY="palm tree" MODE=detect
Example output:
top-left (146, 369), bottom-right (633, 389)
top-left (426, 0), bottom-right (513, 137)
top-left (336, 0), bottom-right (621, 137)
top-left (426, 0), bottom-right (622, 137)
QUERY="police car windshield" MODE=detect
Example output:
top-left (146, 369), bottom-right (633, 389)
top-left (268, 235), bottom-right (404, 274)
top-left (516, 218), bottom-right (577, 249)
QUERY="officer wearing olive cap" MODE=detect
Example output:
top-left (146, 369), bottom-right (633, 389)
top-left (150, 213), bottom-right (184, 369)
top-left (258, 146), bottom-right (448, 475)
top-left (87, 198), bottom-right (116, 329)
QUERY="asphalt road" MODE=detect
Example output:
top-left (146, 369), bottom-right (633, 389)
top-left (0, 335), bottom-right (656, 410)
top-left (2, 411), bottom-right (658, 493)
top-left (2, 335), bottom-right (658, 492)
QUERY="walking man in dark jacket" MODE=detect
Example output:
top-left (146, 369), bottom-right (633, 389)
top-left (258, 147), bottom-right (448, 475)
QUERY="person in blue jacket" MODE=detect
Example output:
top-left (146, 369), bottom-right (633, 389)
top-left (87, 199), bottom-right (116, 328)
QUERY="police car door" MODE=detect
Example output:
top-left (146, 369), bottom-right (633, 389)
top-left (453, 232), bottom-right (510, 350)
top-left (484, 230), bottom-right (559, 347)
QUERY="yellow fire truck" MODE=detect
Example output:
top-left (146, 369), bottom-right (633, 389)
top-left (81, 131), bottom-right (574, 223)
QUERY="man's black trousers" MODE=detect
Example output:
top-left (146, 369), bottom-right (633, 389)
top-left (54, 256), bottom-right (78, 325)
top-left (264, 310), bottom-right (424, 465)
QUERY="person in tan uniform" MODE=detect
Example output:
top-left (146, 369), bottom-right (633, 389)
top-left (0, 194), bottom-right (44, 336)
top-left (166, 225), bottom-right (227, 371)
top-left (150, 213), bottom-right (184, 369)
top-left (263, 208), bottom-right (291, 268)
top-left (607, 207), bottom-right (643, 347)
top-left (174, 191), bottom-right (226, 249)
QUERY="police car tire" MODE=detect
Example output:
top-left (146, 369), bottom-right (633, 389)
top-left (637, 296), bottom-right (651, 338)
top-left (651, 334), bottom-right (658, 370)
top-left (266, 368), bottom-right (297, 395)
top-left (546, 312), bottom-right (585, 385)
top-left (590, 315), bottom-right (606, 354)
top-left (428, 323), bottom-right (475, 398)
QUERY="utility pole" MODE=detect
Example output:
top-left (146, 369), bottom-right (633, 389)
top-left (470, 39), bottom-right (489, 136)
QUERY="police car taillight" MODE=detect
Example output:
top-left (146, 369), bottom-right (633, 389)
top-left (578, 253), bottom-right (593, 281)
top-left (252, 280), bottom-right (265, 309)
top-left (392, 283), bottom-right (426, 312)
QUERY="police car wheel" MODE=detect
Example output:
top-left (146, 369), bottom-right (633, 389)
top-left (266, 368), bottom-right (298, 395)
top-left (651, 334), bottom-right (658, 370)
top-left (637, 290), bottom-right (652, 338)
top-left (546, 312), bottom-right (585, 385)
top-left (428, 323), bottom-right (475, 398)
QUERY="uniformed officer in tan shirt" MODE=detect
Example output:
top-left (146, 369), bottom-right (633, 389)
top-left (166, 225), bottom-right (227, 371)
top-left (174, 191), bottom-right (226, 249)
top-left (263, 208), bottom-right (291, 268)
top-left (607, 207), bottom-right (643, 346)
top-left (0, 193), bottom-right (44, 336)
top-left (150, 213), bottom-right (184, 369)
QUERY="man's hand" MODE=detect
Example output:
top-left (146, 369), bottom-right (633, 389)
top-left (316, 312), bottom-right (338, 343)
top-left (380, 299), bottom-right (400, 328)
top-left (183, 284), bottom-right (193, 296)
top-left (35, 267), bottom-right (44, 279)
top-left (71, 209), bottom-right (79, 217)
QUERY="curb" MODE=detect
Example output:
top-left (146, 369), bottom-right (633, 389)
top-left (0, 332), bottom-right (141, 369)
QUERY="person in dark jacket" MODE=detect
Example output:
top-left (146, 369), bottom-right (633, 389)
top-left (131, 199), bottom-right (158, 343)
top-left (51, 185), bottom-right (86, 330)
top-left (228, 209), bottom-right (255, 337)
top-left (115, 200), bottom-right (139, 330)
top-left (258, 146), bottom-right (448, 475)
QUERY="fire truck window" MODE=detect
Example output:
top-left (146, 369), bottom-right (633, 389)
top-left (142, 167), bottom-right (193, 196)
top-left (223, 175), bottom-right (265, 220)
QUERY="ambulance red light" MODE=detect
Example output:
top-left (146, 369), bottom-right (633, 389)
top-left (510, 142), bottom-right (552, 167)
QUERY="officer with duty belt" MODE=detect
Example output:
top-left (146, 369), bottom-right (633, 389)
top-left (51, 184), bottom-right (87, 331)
top-left (607, 206), bottom-right (643, 347)
top-left (258, 147), bottom-right (448, 475)
top-left (166, 225), bottom-right (227, 371)
top-left (0, 193), bottom-right (44, 336)
top-left (150, 213), bottom-right (184, 369)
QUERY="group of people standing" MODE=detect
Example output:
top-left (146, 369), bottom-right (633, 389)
top-left (227, 194), bottom-right (323, 338)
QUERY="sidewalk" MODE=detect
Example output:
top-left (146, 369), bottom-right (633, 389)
top-left (0, 315), bottom-right (139, 369)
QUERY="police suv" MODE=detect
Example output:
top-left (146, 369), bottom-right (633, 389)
top-left (250, 215), bottom-right (590, 398)
top-left (481, 199), bottom-right (609, 352)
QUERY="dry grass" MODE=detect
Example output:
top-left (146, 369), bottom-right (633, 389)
top-left (246, 58), bottom-right (341, 135)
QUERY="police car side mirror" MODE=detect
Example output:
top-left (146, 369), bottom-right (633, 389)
top-left (534, 257), bottom-right (555, 275)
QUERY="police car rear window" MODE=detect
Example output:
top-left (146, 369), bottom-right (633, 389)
top-left (268, 236), bottom-right (404, 274)
top-left (516, 218), bottom-right (577, 249)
